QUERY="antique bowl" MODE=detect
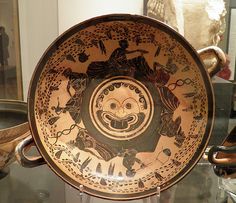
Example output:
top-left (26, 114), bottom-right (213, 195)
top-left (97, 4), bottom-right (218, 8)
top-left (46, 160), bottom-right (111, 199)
top-left (16, 14), bottom-right (226, 200)
top-left (208, 126), bottom-right (236, 178)
top-left (0, 99), bottom-right (29, 178)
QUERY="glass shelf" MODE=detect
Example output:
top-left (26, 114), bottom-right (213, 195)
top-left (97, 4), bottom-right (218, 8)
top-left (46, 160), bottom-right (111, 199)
top-left (0, 160), bottom-right (232, 203)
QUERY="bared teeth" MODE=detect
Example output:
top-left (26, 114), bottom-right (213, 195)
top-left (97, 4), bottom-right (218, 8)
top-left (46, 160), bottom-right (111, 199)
top-left (111, 120), bottom-right (128, 129)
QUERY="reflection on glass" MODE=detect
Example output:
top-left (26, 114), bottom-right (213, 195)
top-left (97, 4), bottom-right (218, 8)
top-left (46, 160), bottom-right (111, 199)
top-left (0, 0), bottom-right (22, 100)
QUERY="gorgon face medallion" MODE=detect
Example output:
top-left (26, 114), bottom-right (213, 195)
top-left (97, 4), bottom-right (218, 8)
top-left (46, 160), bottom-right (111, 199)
top-left (90, 77), bottom-right (154, 140)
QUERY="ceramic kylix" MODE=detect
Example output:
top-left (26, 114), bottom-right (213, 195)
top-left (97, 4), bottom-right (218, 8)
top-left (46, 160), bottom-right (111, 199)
top-left (16, 14), bottom-right (226, 200)
top-left (0, 99), bottom-right (29, 178)
top-left (208, 126), bottom-right (236, 178)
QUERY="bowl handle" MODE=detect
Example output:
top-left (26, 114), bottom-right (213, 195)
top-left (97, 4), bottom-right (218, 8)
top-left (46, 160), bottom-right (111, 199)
top-left (15, 136), bottom-right (46, 168)
top-left (197, 46), bottom-right (226, 77)
top-left (208, 145), bottom-right (236, 166)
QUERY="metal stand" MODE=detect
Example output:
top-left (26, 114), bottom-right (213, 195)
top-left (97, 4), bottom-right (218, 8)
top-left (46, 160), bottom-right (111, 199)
top-left (152, 186), bottom-right (161, 203)
top-left (156, 186), bottom-right (161, 203)
top-left (79, 185), bottom-right (91, 203)
top-left (79, 185), bottom-right (84, 202)
top-left (143, 186), bottom-right (161, 203)
top-left (217, 178), bottom-right (232, 203)
top-left (78, 185), bottom-right (160, 203)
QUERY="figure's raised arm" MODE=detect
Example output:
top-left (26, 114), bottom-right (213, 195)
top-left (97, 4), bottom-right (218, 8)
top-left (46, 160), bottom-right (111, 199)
top-left (66, 82), bottom-right (72, 97)
top-left (125, 49), bottom-right (148, 55)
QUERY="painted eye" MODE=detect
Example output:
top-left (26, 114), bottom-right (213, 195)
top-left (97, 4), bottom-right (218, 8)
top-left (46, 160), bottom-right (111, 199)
top-left (110, 103), bottom-right (117, 109)
top-left (125, 103), bottom-right (132, 109)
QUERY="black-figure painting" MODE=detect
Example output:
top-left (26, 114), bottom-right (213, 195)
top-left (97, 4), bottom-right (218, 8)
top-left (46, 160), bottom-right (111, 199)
top-left (29, 15), bottom-right (214, 200)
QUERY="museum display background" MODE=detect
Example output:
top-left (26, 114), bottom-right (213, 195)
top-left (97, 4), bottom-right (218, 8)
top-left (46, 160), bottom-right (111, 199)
top-left (1, 0), bottom-right (236, 202)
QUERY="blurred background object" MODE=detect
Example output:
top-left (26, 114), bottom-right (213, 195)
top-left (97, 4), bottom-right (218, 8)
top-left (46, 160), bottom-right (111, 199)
top-left (147, 0), bottom-right (226, 50)
top-left (0, 0), bottom-right (23, 100)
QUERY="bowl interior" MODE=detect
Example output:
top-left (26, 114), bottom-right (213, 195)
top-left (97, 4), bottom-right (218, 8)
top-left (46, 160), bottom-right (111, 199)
top-left (0, 100), bottom-right (28, 144)
top-left (0, 110), bottom-right (27, 130)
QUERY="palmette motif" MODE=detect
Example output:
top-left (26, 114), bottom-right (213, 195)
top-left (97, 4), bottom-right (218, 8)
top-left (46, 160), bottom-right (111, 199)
top-left (31, 16), bottom-right (212, 200)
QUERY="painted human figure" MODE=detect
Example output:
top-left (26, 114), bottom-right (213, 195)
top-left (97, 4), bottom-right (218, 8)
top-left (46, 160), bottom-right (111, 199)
top-left (52, 68), bottom-right (117, 161)
top-left (0, 26), bottom-right (9, 67)
top-left (62, 68), bottom-right (88, 123)
top-left (118, 148), bottom-right (145, 177)
top-left (107, 39), bottom-right (147, 74)
top-left (87, 39), bottom-right (148, 78)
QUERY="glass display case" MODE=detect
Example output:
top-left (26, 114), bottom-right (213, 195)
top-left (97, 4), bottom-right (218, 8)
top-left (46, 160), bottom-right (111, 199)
top-left (1, 0), bottom-right (236, 202)
top-left (0, 0), bottom-right (23, 100)
top-left (0, 160), bottom-right (234, 203)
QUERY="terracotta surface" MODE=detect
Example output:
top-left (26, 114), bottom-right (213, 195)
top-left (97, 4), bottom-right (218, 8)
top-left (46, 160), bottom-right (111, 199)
top-left (28, 14), bottom-right (215, 200)
top-left (0, 100), bottom-right (29, 170)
